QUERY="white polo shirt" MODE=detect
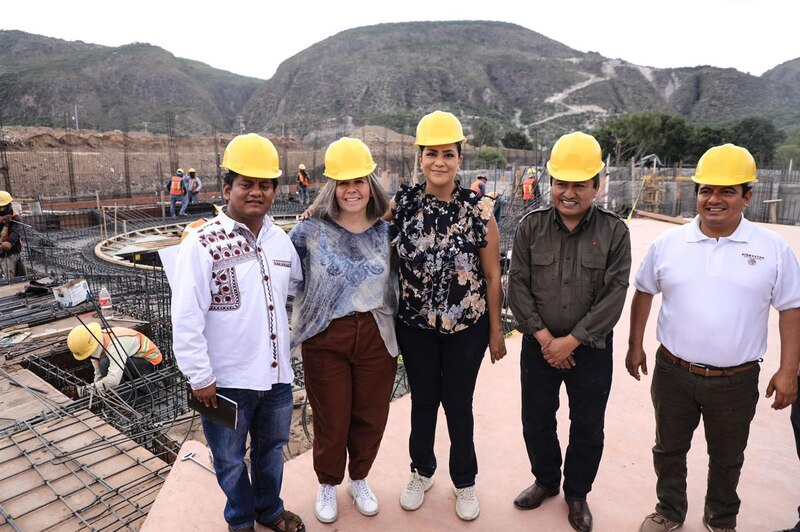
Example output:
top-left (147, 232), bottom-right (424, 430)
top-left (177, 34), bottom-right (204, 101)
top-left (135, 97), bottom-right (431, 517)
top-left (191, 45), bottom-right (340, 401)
top-left (634, 215), bottom-right (800, 367)
top-left (172, 211), bottom-right (303, 390)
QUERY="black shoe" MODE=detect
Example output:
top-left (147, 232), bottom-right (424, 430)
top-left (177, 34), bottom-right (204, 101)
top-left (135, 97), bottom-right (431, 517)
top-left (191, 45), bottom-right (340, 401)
top-left (513, 483), bottom-right (559, 510)
top-left (567, 499), bottom-right (592, 532)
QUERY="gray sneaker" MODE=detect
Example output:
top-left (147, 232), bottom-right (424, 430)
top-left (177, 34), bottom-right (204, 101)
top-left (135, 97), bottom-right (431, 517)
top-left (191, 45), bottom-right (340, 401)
top-left (400, 470), bottom-right (434, 511)
top-left (640, 512), bottom-right (682, 532)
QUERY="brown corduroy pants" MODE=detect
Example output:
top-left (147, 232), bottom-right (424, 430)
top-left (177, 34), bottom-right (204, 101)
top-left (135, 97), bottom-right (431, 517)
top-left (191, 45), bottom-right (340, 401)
top-left (302, 312), bottom-right (398, 485)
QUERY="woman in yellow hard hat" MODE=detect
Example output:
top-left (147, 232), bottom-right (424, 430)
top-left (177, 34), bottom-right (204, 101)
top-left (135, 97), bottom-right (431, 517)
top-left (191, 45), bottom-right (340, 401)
top-left (296, 163), bottom-right (310, 207)
top-left (0, 190), bottom-right (23, 279)
top-left (288, 138), bottom-right (397, 524)
top-left (392, 111), bottom-right (507, 521)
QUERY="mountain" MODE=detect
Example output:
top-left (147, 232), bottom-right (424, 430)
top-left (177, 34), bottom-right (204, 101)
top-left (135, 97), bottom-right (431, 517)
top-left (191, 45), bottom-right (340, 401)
top-left (240, 21), bottom-right (800, 139)
top-left (2, 25), bottom-right (800, 140)
top-left (762, 57), bottom-right (800, 85)
top-left (0, 30), bottom-right (262, 134)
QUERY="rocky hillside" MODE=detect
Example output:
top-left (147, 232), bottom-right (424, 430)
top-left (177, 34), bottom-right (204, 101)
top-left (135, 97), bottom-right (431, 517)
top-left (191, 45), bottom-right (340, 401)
top-left (2, 25), bottom-right (800, 140)
top-left (0, 30), bottom-right (262, 134)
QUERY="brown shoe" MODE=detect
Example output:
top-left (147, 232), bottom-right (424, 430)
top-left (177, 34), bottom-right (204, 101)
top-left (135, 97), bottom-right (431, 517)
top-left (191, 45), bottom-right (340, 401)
top-left (703, 516), bottom-right (736, 532)
top-left (567, 499), bottom-right (592, 532)
top-left (513, 483), bottom-right (559, 510)
top-left (640, 512), bottom-right (683, 532)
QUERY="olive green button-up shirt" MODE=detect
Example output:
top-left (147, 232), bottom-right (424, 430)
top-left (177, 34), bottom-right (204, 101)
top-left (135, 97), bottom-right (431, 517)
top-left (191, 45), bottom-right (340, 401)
top-left (508, 204), bottom-right (631, 348)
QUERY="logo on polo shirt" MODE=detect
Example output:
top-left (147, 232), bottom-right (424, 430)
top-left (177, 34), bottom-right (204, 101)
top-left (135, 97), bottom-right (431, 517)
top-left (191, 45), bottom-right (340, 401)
top-left (741, 252), bottom-right (764, 266)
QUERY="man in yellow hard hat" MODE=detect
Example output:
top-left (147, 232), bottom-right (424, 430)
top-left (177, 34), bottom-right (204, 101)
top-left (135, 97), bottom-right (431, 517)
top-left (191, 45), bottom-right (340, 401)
top-left (522, 167), bottom-right (540, 204)
top-left (626, 144), bottom-right (800, 532)
top-left (171, 133), bottom-right (305, 532)
top-left (508, 132), bottom-right (631, 532)
top-left (0, 191), bottom-right (23, 279)
top-left (64, 322), bottom-right (162, 398)
top-left (296, 163), bottom-right (310, 207)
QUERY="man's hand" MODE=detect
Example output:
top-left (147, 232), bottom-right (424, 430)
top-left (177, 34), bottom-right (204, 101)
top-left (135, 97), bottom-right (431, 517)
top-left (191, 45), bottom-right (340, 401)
top-left (766, 369), bottom-right (798, 410)
top-left (193, 382), bottom-right (218, 408)
top-left (0, 242), bottom-right (11, 251)
top-left (542, 336), bottom-right (580, 369)
top-left (625, 347), bottom-right (649, 381)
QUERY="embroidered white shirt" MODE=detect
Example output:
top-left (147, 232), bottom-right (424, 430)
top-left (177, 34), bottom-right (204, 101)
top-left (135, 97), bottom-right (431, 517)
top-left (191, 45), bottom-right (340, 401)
top-left (634, 215), bottom-right (800, 366)
top-left (171, 211), bottom-right (302, 390)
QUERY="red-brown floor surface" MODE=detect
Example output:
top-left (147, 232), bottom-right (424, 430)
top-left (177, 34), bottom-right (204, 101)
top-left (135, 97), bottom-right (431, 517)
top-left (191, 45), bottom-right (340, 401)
top-left (144, 218), bottom-right (800, 531)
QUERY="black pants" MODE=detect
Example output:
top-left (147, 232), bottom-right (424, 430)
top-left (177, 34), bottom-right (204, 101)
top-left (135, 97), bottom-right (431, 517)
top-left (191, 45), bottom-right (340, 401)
top-left (651, 350), bottom-right (759, 529)
top-left (520, 332), bottom-right (613, 500)
top-left (396, 315), bottom-right (487, 488)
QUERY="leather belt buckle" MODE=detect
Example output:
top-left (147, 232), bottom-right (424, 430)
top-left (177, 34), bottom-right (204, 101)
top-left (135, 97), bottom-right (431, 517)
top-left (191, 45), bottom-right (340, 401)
top-left (688, 362), bottom-right (710, 377)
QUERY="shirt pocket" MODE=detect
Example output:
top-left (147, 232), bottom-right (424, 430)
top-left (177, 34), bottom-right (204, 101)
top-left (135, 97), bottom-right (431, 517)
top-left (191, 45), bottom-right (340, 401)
top-left (580, 254), bottom-right (607, 294)
top-left (530, 251), bottom-right (556, 294)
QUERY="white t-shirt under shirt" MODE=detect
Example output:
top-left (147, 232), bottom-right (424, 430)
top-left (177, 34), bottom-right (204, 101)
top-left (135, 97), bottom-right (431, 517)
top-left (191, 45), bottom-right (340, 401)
top-left (634, 215), bottom-right (800, 367)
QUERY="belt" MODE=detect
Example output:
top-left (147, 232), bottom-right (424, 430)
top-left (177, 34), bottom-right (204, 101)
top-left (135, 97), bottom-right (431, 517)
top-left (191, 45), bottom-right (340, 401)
top-left (658, 345), bottom-right (759, 377)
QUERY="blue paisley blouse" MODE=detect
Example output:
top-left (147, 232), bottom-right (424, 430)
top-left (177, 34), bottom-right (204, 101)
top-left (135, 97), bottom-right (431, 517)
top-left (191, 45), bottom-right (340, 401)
top-left (392, 181), bottom-right (494, 334)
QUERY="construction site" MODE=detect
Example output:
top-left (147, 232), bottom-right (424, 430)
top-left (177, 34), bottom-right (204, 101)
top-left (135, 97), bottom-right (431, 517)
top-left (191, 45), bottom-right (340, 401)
top-left (1, 125), bottom-right (800, 531)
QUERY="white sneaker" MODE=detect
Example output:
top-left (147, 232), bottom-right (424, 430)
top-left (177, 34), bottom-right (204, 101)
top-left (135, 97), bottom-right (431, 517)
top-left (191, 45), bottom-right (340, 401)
top-left (347, 478), bottom-right (379, 516)
top-left (399, 470), bottom-right (434, 511)
top-left (453, 485), bottom-right (480, 521)
top-left (315, 483), bottom-right (337, 523)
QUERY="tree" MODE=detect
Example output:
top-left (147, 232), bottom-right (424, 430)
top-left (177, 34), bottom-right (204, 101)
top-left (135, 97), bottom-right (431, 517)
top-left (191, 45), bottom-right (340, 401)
top-left (688, 125), bottom-right (730, 162)
top-left (729, 117), bottom-right (784, 166)
top-left (471, 119), bottom-right (500, 147)
top-left (472, 148), bottom-right (507, 168)
top-left (502, 130), bottom-right (532, 150)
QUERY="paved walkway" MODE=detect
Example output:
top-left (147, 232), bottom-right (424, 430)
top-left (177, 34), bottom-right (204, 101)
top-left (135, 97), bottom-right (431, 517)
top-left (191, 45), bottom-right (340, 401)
top-left (144, 217), bottom-right (800, 531)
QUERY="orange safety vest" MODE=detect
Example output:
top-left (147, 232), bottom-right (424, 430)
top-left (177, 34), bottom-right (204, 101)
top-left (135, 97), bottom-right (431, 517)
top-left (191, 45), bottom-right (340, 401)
top-left (522, 177), bottom-right (537, 201)
top-left (169, 175), bottom-right (184, 196)
top-left (297, 172), bottom-right (309, 188)
top-left (102, 328), bottom-right (163, 365)
top-left (470, 180), bottom-right (484, 196)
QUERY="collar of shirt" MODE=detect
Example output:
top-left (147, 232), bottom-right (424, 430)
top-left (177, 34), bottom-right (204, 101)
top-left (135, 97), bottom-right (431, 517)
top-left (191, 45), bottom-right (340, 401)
top-left (419, 179), bottom-right (461, 203)
top-left (217, 209), bottom-right (275, 239)
top-left (686, 214), bottom-right (750, 243)
top-left (551, 204), bottom-right (596, 233)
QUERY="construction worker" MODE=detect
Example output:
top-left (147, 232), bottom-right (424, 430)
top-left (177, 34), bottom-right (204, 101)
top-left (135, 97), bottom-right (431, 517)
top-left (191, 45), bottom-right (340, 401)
top-left (167, 168), bottom-right (186, 217)
top-left (297, 163), bottom-right (310, 207)
top-left (180, 168), bottom-right (202, 215)
top-left (469, 174), bottom-right (488, 196)
top-left (508, 132), bottom-right (631, 532)
top-left (627, 144), bottom-right (800, 532)
top-left (0, 191), bottom-right (23, 279)
top-left (172, 133), bottom-right (306, 532)
top-left (64, 322), bottom-right (163, 398)
top-left (522, 167), bottom-right (540, 204)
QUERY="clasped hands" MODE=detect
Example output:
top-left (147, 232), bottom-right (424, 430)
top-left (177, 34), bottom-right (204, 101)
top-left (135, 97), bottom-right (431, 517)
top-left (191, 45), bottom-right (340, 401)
top-left (535, 329), bottom-right (578, 370)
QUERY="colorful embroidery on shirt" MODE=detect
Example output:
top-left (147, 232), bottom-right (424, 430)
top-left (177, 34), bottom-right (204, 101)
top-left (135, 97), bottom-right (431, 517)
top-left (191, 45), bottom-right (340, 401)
top-left (210, 266), bottom-right (241, 311)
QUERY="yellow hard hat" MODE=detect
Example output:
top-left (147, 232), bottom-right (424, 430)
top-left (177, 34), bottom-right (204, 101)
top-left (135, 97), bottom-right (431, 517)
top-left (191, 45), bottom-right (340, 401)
top-left (298, 163), bottom-right (306, 170)
top-left (692, 143), bottom-right (758, 186)
top-left (414, 110), bottom-right (466, 147)
top-left (323, 138), bottom-right (377, 181)
top-left (176, 168), bottom-right (184, 175)
top-left (188, 168), bottom-right (196, 173)
top-left (221, 133), bottom-right (282, 179)
top-left (0, 191), bottom-right (12, 207)
top-left (525, 167), bottom-right (537, 175)
top-left (67, 322), bottom-right (103, 361)
top-left (547, 132), bottom-right (605, 182)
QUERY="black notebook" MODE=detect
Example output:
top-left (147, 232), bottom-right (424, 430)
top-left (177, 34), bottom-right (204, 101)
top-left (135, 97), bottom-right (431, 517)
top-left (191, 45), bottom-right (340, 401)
top-left (186, 385), bottom-right (238, 430)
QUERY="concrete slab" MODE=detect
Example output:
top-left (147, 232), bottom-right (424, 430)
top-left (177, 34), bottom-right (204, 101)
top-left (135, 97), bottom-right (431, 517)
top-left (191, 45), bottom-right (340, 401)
top-left (143, 217), bottom-right (800, 531)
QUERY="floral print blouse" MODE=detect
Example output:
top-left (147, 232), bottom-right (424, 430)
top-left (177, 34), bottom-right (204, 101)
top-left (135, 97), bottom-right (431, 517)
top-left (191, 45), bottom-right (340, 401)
top-left (392, 181), bottom-right (494, 334)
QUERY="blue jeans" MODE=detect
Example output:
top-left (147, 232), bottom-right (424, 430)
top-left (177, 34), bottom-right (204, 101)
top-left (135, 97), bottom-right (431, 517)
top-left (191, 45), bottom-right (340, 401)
top-left (520, 332), bottom-right (613, 500)
top-left (396, 314), bottom-right (487, 488)
top-left (169, 195), bottom-right (184, 217)
top-left (201, 384), bottom-right (293, 530)
top-left (298, 187), bottom-right (308, 206)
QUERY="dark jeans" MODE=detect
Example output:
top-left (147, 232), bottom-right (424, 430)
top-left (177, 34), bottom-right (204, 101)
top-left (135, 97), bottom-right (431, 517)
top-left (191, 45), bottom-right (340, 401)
top-left (396, 314), bottom-right (488, 488)
top-left (651, 350), bottom-right (759, 529)
top-left (302, 312), bottom-right (397, 485)
top-left (520, 332), bottom-right (613, 500)
top-left (202, 384), bottom-right (293, 530)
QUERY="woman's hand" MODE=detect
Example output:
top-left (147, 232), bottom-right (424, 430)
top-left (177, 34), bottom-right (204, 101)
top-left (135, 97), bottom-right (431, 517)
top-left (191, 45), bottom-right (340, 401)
top-left (489, 329), bottom-right (507, 364)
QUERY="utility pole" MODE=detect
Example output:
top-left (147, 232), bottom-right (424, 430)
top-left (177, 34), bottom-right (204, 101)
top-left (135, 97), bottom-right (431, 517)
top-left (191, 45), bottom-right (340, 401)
top-left (73, 104), bottom-right (80, 131)
top-left (142, 122), bottom-right (149, 134)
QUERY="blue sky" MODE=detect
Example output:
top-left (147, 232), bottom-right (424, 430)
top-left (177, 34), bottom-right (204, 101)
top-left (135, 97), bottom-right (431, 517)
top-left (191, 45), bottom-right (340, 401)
top-left (4, 0), bottom-right (799, 80)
